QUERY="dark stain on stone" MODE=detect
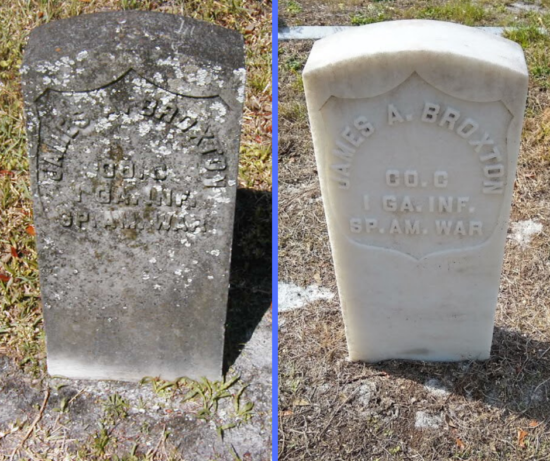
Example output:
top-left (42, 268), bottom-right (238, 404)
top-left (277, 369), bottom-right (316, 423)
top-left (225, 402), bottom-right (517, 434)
top-left (402, 348), bottom-right (431, 356)
top-left (122, 228), bottom-right (138, 240)
top-left (108, 144), bottom-right (124, 163)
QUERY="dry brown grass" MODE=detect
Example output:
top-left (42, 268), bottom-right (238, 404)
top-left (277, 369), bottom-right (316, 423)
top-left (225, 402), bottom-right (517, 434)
top-left (278, 5), bottom-right (550, 460)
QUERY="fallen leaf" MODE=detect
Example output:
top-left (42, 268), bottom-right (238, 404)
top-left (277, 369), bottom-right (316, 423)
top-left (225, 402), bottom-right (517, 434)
top-left (455, 438), bottom-right (465, 449)
top-left (280, 410), bottom-right (293, 416)
top-left (292, 399), bottom-right (310, 406)
top-left (26, 225), bottom-right (35, 236)
top-left (0, 274), bottom-right (10, 283)
top-left (529, 420), bottom-right (539, 428)
top-left (10, 247), bottom-right (18, 258)
top-left (518, 429), bottom-right (528, 448)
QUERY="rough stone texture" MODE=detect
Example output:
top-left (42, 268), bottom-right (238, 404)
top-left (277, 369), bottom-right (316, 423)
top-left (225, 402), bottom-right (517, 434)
top-left (303, 21), bottom-right (528, 363)
top-left (21, 11), bottom-right (245, 381)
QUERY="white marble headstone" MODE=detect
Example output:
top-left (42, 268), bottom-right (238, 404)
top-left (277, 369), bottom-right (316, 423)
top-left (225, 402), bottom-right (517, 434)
top-left (303, 20), bottom-right (528, 362)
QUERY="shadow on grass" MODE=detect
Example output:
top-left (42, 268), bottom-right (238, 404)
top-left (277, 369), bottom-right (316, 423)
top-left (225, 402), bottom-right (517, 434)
top-left (368, 327), bottom-right (550, 420)
top-left (223, 188), bottom-right (272, 373)
top-left (278, 16), bottom-right (288, 29)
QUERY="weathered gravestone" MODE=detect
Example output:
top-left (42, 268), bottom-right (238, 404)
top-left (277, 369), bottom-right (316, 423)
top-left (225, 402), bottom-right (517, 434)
top-left (303, 21), bottom-right (528, 362)
top-left (21, 11), bottom-right (245, 381)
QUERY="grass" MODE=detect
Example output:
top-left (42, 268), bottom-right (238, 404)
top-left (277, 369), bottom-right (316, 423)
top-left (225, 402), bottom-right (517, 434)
top-left (278, 1), bottom-right (550, 460)
top-left (279, 0), bottom-right (548, 27)
top-left (0, 0), bottom-right (271, 459)
top-left (286, 0), bottom-right (303, 15)
top-left (504, 19), bottom-right (550, 89)
top-left (413, 0), bottom-right (487, 25)
top-left (504, 25), bottom-right (547, 48)
top-left (103, 393), bottom-right (130, 421)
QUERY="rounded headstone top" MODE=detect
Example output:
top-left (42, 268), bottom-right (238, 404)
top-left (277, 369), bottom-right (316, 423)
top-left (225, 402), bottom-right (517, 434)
top-left (304, 20), bottom-right (526, 79)
top-left (25, 11), bottom-right (243, 69)
top-left (21, 11), bottom-right (244, 101)
top-left (303, 20), bottom-right (528, 111)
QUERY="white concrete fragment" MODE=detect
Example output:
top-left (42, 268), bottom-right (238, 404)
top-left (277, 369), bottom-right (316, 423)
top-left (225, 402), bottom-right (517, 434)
top-left (510, 220), bottom-right (543, 247)
top-left (278, 282), bottom-right (335, 312)
top-left (415, 411), bottom-right (443, 429)
top-left (424, 379), bottom-right (450, 397)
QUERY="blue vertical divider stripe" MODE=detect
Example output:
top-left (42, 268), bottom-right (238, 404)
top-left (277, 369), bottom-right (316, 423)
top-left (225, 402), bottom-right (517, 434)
top-left (271, 0), bottom-right (279, 458)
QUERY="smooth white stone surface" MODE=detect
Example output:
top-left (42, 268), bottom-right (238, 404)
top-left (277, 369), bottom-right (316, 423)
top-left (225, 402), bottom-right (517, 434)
top-left (278, 26), bottom-right (353, 40)
top-left (278, 25), bottom-right (546, 41)
top-left (303, 20), bottom-right (528, 362)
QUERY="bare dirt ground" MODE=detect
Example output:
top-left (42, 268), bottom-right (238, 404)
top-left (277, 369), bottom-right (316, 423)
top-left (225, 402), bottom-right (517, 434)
top-left (278, 2), bottom-right (550, 459)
